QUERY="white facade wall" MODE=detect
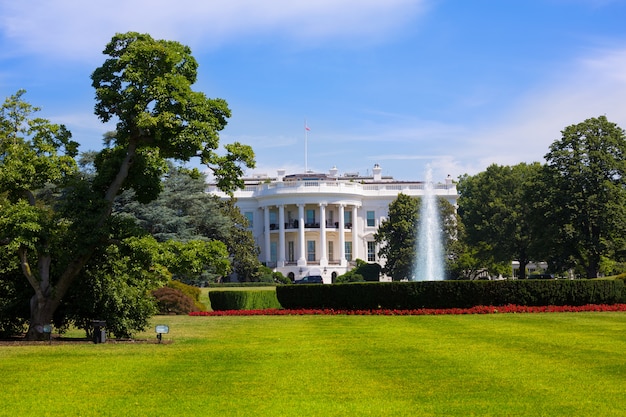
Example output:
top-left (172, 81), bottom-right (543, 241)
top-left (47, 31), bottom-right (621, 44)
top-left (208, 169), bottom-right (458, 283)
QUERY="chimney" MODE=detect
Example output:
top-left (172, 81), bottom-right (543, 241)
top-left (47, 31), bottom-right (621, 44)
top-left (373, 164), bottom-right (382, 181)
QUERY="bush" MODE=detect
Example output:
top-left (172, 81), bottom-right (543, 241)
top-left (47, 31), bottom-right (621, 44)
top-left (209, 290), bottom-right (282, 311)
top-left (336, 273), bottom-right (365, 283)
top-left (167, 280), bottom-right (206, 311)
top-left (152, 287), bottom-right (200, 315)
top-left (272, 271), bottom-right (291, 284)
top-left (276, 279), bottom-right (625, 310)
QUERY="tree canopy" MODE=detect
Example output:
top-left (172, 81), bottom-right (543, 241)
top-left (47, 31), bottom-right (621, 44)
top-left (0, 32), bottom-right (255, 339)
top-left (457, 162), bottom-right (543, 279)
top-left (542, 116), bottom-right (626, 277)
top-left (374, 193), bottom-right (459, 281)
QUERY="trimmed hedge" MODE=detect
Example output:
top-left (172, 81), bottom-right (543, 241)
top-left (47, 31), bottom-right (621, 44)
top-left (276, 279), bottom-right (625, 310)
top-left (209, 290), bottom-right (282, 311)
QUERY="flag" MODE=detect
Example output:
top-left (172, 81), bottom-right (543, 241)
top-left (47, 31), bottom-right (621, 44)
top-left (305, 124), bottom-right (310, 131)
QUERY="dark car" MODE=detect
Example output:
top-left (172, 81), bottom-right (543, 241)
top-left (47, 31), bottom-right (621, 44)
top-left (528, 273), bottom-right (555, 279)
top-left (294, 275), bottom-right (324, 284)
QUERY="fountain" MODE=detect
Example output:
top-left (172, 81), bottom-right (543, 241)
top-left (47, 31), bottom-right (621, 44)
top-left (413, 166), bottom-right (445, 281)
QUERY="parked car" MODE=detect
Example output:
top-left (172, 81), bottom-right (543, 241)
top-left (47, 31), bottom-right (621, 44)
top-left (528, 273), bottom-right (555, 279)
top-left (294, 275), bottom-right (324, 284)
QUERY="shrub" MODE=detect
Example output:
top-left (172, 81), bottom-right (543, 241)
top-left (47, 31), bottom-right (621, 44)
top-left (152, 287), bottom-right (200, 315)
top-left (272, 271), bottom-right (291, 284)
top-left (276, 279), bottom-right (625, 310)
top-left (209, 290), bottom-right (282, 311)
top-left (336, 273), bottom-right (365, 283)
top-left (167, 280), bottom-right (206, 311)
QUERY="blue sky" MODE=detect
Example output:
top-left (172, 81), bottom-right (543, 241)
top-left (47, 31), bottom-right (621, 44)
top-left (1, 0), bottom-right (625, 182)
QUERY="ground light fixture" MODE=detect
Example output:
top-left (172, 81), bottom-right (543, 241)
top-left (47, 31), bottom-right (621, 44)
top-left (155, 324), bottom-right (169, 343)
top-left (42, 324), bottom-right (52, 344)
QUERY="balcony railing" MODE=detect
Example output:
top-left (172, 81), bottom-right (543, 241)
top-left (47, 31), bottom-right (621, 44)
top-left (269, 221), bottom-right (352, 230)
top-left (207, 180), bottom-right (456, 197)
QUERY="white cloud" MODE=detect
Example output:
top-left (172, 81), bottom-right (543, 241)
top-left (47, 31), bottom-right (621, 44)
top-left (0, 0), bottom-right (428, 60)
top-left (421, 46), bottom-right (626, 177)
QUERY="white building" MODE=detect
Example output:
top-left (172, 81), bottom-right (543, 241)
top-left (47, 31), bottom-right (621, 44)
top-left (207, 164), bottom-right (458, 283)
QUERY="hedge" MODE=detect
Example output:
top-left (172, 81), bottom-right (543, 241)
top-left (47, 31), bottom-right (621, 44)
top-left (209, 290), bottom-right (282, 311)
top-left (276, 279), bottom-right (625, 310)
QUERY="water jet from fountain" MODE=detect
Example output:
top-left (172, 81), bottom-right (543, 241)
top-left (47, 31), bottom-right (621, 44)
top-left (413, 167), bottom-right (445, 281)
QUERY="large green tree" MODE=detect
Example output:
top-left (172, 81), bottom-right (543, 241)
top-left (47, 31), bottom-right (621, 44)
top-left (0, 32), bottom-right (255, 339)
top-left (457, 162), bottom-right (543, 279)
top-left (114, 166), bottom-right (262, 283)
top-left (374, 193), bottom-right (458, 281)
top-left (542, 116), bottom-right (626, 278)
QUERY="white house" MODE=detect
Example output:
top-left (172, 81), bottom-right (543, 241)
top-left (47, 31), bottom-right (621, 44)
top-left (207, 164), bottom-right (458, 283)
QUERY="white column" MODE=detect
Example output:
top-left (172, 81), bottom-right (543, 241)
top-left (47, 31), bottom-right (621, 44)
top-left (297, 204), bottom-right (306, 266)
top-left (263, 206), bottom-right (271, 265)
top-left (319, 203), bottom-right (327, 266)
top-left (278, 205), bottom-right (285, 267)
top-left (352, 205), bottom-right (359, 262)
top-left (338, 204), bottom-right (346, 266)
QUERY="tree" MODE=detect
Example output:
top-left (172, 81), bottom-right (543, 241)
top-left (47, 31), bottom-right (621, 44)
top-left (58, 235), bottom-right (171, 338)
top-left (114, 166), bottom-right (261, 283)
top-left (0, 32), bottom-right (255, 340)
top-left (542, 116), bottom-right (626, 278)
top-left (375, 193), bottom-right (458, 281)
top-left (457, 163), bottom-right (543, 279)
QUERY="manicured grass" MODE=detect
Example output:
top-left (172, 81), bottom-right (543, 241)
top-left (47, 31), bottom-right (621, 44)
top-left (1, 312), bottom-right (626, 416)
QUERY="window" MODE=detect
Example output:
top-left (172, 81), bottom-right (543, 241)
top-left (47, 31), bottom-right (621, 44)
top-left (345, 241), bottom-right (352, 262)
top-left (307, 240), bottom-right (316, 262)
top-left (367, 241), bottom-right (376, 262)
top-left (288, 241), bottom-right (295, 262)
top-left (366, 211), bottom-right (375, 227)
top-left (327, 210), bottom-right (334, 227)
top-left (306, 209), bottom-right (316, 226)
top-left (344, 210), bottom-right (352, 225)
top-left (270, 242), bottom-right (277, 263)
top-left (244, 211), bottom-right (254, 228)
top-left (269, 210), bottom-right (278, 228)
top-left (328, 241), bottom-right (334, 261)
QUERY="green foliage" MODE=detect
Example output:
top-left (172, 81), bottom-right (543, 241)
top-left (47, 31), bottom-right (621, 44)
top-left (115, 167), bottom-right (261, 283)
top-left (457, 163), bottom-right (543, 279)
top-left (272, 271), bottom-right (290, 285)
top-left (167, 280), bottom-right (206, 312)
top-left (209, 290), bottom-right (281, 311)
top-left (542, 116), bottom-right (626, 277)
top-left (152, 287), bottom-right (199, 315)
top-left (161, 239), bottom-right (231, 285)
top-left (375, 193), bottom-right (459, 280)
top-left (276, 279), bottom-right (624, 310)
top-left (58, 235), bottom-right (170, 338)
top-left (0, 32), bottom-right (256, 339)
top-left (91, 31), bottom-right (255, 195)
top-left (336, 259), bottom-right (377, 282)
top-left (335, 272), bottom-right (365, 283)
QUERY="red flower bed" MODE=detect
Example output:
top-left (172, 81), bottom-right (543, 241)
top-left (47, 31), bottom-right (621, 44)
top-left (189, 303), bottom-right (626, 317)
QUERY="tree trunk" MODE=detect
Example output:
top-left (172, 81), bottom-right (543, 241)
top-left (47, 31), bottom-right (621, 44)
top-left (518, 259), bottom-right (528, 279)
top-left (22, 142), bottom-right (137, 340)
top-left (26, 295), bottom-right (56, 341)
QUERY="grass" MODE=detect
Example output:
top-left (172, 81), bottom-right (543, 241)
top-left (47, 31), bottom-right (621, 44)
top-left (1, 312), bottom-right (626, 416)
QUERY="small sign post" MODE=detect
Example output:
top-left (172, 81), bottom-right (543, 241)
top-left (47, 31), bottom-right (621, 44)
top-left (155, 324), bottom-right (169, 343)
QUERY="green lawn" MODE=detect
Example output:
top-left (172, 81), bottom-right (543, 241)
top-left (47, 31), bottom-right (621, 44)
top-left (1, 312), bottom-right (625, 416)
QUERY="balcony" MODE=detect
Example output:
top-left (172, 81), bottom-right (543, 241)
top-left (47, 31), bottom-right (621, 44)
top-left (269, 221), bottom-right (352, 230)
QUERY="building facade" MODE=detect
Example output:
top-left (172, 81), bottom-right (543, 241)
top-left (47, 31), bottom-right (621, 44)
top-left (207, 165), bottom-right (458, 283)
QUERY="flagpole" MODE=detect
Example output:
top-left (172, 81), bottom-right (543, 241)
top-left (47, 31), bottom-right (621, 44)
top-left (304, 119), bottom-right (308, 173)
